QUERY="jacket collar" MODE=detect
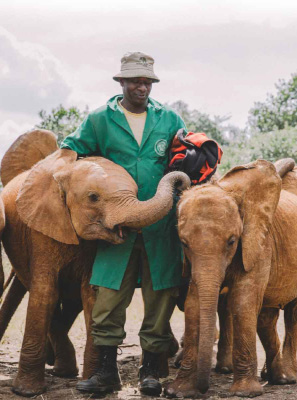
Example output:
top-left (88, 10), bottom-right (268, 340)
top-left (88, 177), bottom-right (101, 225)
top-left (107, 95), bottom-right (163, 112)
top-left (107, 95), bottom-right (163, 149)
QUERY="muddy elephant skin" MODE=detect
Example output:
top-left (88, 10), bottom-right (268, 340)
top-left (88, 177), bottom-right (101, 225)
top-left (166, 160), bottom-right (297, 398)
top-left (0, 130), bottom-right (190, 397)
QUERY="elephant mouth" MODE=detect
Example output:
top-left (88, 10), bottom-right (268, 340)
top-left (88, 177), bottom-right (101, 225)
top-left (98, 221), bottom-right (130, 243)
top-left (113, 224), bottom-right (129, 241)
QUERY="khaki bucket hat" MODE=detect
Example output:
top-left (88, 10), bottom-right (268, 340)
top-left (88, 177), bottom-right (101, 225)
top-left (113, 52), bottom-right (160, 83)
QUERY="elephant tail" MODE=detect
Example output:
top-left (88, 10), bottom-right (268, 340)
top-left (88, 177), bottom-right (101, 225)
top-left (1, 129), bottom-right (58, 186)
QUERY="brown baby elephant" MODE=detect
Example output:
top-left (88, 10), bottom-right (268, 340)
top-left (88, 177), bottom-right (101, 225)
top-left (165, 159), bottom-right (297, 398)
top-left (0, 129), bottom-right (190, 397)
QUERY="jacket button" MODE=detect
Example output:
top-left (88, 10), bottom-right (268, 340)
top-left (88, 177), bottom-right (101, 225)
top-left (137, 157), bottom-right (141, 161)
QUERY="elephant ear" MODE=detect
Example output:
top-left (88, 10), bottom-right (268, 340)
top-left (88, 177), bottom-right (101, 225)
top-left (16, 149), bottom-right (79, 245)
top-left (219, 160), bottom-right (281, 272)
top-left (1, 129), bottom-right (58, 186)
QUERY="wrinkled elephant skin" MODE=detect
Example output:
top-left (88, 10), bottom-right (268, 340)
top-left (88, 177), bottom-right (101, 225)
top-left (166, 160), bottom-right (297, 398)
top-left (0, 130), bottom-right (190, 397)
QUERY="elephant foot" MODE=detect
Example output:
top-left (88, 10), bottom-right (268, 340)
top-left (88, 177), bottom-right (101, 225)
top-left (268, 371), bottom-right (297, 385)
top-left (51, 365), bottom-right (78, 378)
top-left (164, 378), bottom-right (198, 399)
top-left (215, 359), bottom-right (233, 374)
top-left (50, 354), bottom-right (78, 378)
top-left (50, 339), bottom-right (78, 378)
top-left (263, 358), bottom-right (297, 384)
top-left (230, 379), bottom-right (263, 398)
top-left (12, 377), bottom-right (46, 398)
top-left (282, 374), bottom-right (297, 384)
top-left (164, 369), bottom-right (198, 399)
top-left (277, 362), bottom-right (297, 384)
top-left (216, 347), bottom-right (233, 374)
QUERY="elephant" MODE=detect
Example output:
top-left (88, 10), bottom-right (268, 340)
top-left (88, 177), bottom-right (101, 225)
top-left (165, 158), bottom-right (297, 398)
top-left (0, 129), bottom-right (190, 397)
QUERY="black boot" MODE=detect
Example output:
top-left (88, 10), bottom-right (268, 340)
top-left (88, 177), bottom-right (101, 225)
top-left (76, 345), bottom-right (121, 394)
top-left (139, 350), bottom-right (162, 396)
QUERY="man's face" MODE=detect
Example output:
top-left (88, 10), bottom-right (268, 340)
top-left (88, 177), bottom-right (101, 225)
top-left (120, 77), bottom-right (153, 108)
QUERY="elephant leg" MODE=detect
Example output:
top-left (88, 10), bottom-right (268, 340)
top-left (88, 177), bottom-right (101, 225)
top-left (12, 270), bottom-right (59, 397)
top-left (216, 288), bottom-right (233, 374)
top-left (48, 297), bottom-right (82, 377)
top-left (257, 307), bottom-right (287, 384)
top-left (0, 276), bottom-right (27, 341)
top-left (282, 299), bottom-right (297, 383)
top-left (164, 282), bottom-right (200, 398)
top-left (229, 282), bottom-right (263, 397)
top-left (81, 278), bottom-right (100, 379)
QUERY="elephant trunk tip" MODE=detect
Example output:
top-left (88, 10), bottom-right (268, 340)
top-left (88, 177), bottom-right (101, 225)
top-left (170, 171), bottom-right (191, 192)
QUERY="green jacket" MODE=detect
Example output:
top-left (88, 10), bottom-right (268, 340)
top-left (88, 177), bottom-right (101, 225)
top-left (61, 95), bottom-right (186, 290)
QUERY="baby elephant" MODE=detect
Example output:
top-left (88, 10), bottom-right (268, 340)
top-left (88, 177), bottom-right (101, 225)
top-left (166, 159), bottom-right (297, 398)
top-left (0, 129), bottom-right (190, 397)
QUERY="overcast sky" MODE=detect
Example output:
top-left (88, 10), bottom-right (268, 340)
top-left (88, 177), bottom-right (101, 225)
top-left (1, 0), bottom-right (297, 159)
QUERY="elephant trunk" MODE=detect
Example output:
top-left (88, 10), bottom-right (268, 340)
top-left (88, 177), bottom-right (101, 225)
top-left (196, 275), bottom-right (221, 394)
top-left (106, 171), bottom-right (190, 230)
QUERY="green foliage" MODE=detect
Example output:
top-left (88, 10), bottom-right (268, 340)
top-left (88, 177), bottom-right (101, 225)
top-left (218, 128), bottom-right (297, 175)
top-left (36, 104), bottom-right (88, 144)
top-left (248, 73), bottom-right (297, 132)
top-left (248, 129), bottom-right (297, 162)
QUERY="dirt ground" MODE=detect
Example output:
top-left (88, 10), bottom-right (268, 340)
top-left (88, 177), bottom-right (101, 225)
top-left (1, 252), bottom-right (297, 400)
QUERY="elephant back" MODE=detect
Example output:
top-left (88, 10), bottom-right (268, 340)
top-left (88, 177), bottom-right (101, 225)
top-left (1, 129), bottom-right (58, 186)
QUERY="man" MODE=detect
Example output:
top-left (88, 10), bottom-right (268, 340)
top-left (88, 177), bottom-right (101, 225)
top-left (60, 52), bottom-right (186, 396)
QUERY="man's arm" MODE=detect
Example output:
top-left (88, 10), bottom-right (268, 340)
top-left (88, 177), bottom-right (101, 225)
top-left (60, 114), bottom-right (99, 156)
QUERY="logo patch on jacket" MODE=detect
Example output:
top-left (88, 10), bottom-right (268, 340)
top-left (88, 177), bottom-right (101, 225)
top-left (155, 139), bottom-right (167, 156)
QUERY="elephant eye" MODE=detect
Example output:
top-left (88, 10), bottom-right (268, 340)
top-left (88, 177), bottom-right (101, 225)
top-left (227, 236), bottom-right (236, 246)
top-left (88, 193), bottom-right (99, 202)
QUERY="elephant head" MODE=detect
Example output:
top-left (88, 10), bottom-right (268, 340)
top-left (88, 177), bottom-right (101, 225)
top-left (16, 149), bottom-right (190, 245)
top-left (177, 160), bottom-right (281, 393)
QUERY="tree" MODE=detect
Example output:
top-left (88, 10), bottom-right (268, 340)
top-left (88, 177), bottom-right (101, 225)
top-left (248, 73), bottom-right (297, 132)
top-left (36, 104), bottom-right (88, 144)
top-left (218, 128), bottom-right (297, 176)
top-left (248, 129), bottom-right (297, 162)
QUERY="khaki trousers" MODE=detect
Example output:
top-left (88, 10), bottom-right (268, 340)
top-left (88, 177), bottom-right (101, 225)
top-left (91, 234), bottom-right (179, 353)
